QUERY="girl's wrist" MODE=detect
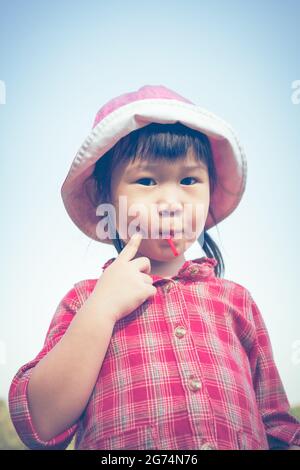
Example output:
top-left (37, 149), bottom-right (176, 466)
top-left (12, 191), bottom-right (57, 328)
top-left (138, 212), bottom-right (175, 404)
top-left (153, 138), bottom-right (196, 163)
top-left (83, 292), bottom-right (119, 325)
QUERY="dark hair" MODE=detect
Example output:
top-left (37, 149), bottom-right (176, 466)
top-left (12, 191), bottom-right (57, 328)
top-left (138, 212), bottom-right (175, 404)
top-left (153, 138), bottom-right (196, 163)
top-left (86, 122), bottom-right (225, 277)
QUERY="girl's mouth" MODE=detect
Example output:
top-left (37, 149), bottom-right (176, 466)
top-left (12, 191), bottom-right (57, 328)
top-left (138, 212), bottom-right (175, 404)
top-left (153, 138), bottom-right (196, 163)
top-left (159, 229), bottom-right (182, 238)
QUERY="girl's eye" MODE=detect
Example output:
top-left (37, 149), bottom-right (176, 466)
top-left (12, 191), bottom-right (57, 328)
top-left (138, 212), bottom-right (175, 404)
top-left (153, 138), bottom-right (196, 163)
top-left (135, 177), bottom-right (199, 186)
top-left (136, 178), bottom-right (156, 186)
top-left (181, 177), bottom-right (199, 185)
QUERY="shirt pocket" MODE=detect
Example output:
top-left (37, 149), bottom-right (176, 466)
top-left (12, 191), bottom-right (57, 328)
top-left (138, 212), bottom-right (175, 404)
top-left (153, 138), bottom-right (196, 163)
top-left (81, 424), bottom-right (158, 450)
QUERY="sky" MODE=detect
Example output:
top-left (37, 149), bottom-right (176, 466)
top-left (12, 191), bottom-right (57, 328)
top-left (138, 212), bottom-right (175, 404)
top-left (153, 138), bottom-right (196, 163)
top-left (0, 0), bottom-right (300, 407)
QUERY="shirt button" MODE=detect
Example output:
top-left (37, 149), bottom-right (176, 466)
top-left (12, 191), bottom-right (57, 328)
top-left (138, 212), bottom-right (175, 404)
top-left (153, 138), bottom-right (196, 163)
top-left (189, 266), bottom-right (199, 275)
top-left (188, 376), bottom-right (202, 392)
top-left (174, 326), bottom-right (187, 339)
top-left (164, 282), bottom-right (174, 293)
top-left (201, 443), bottom-right (215, 450)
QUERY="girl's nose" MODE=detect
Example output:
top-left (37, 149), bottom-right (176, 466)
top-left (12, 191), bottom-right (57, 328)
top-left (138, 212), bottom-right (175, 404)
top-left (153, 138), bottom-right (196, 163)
top-left (157, 202), bottom-right (183, 217)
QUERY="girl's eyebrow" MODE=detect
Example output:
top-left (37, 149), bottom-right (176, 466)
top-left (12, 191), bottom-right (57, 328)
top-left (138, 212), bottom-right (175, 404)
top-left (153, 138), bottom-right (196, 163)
top-left (126, 162), bottom-right (207, 172)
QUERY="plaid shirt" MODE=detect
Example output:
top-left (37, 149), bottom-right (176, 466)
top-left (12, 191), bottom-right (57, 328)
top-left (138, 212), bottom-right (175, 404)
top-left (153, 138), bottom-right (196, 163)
top-left (9, 257), bottom-right (300, 450)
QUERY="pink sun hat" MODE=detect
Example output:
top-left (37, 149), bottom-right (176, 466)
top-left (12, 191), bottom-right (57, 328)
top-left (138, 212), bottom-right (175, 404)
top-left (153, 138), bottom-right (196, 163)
top-left (61, 85), bottom-right (247, 243)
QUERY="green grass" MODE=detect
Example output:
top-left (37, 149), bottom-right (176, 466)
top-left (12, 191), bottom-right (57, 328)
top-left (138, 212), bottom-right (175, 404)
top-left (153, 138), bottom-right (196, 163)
top-left (290, 405), bottom-right (300, 420)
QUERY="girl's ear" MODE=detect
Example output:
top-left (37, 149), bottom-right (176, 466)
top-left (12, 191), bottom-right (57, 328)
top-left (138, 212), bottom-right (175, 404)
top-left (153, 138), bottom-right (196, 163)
top-left (87, 177), bottom-right (110, 208)
top-left (83, 176), bottom-right (99, 207)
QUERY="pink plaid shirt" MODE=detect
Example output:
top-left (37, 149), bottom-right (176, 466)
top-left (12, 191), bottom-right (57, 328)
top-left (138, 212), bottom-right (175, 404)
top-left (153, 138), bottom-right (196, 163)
top-left (9, 257), bottom-right (300, 450)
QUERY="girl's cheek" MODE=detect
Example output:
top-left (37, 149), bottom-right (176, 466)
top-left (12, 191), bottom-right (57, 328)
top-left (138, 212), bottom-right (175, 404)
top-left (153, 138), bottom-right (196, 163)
top-left (193, 201), bottom-right (209, 234)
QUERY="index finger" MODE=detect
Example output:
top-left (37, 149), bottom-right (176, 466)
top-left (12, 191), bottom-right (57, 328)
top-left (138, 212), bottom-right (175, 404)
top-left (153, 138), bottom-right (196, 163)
top-left (118, 232), bottom-right (143, 262)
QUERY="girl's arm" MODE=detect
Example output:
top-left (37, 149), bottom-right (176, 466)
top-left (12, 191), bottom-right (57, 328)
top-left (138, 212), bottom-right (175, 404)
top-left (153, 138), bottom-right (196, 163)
top-left (26, 292), bottom-right (117, 442)
top-left (248, 293), bottom-right (300, 449)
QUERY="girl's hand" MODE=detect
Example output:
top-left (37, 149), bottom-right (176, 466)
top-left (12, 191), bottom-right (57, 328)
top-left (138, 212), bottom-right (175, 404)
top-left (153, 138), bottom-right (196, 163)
top-left (91, 233), bottom-right (157, 323)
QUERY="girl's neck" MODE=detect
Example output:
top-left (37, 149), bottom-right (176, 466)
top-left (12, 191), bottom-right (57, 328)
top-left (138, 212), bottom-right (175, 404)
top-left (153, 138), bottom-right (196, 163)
top-left (147, 254), bottom-right (186, 278)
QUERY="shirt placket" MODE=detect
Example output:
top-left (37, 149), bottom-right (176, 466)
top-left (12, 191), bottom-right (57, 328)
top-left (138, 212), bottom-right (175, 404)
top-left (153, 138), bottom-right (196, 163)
top-left (162, 277), bottom-right (216, 448)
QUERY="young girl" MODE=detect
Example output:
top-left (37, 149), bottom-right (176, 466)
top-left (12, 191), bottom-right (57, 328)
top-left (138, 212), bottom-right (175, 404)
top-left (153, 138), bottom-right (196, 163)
top-left (8, 85), bottom-right (300, 450)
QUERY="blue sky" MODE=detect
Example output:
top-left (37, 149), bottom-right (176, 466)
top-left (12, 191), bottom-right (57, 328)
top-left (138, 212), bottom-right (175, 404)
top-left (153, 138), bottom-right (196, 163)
top-left (1, 0), bottom-right (300, 407)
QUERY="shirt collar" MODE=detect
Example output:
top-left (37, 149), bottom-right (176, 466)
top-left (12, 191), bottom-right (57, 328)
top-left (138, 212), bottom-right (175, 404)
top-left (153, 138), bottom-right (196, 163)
top-left (101, 256), bottom-right (217, 282)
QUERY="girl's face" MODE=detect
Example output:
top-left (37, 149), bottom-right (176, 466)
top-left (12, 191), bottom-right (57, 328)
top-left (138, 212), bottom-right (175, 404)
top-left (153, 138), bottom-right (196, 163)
top-left (110, 147), bottom-right (210, 262)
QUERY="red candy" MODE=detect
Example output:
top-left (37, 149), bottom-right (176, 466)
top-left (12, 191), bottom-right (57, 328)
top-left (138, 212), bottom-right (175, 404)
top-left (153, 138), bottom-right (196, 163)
top-left (166, 236), bottom-right (179, 257)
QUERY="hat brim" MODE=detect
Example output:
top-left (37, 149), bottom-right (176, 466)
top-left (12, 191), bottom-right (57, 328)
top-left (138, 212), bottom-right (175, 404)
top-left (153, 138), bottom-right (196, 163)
top-left (61, 98), bottom-right (247, 243)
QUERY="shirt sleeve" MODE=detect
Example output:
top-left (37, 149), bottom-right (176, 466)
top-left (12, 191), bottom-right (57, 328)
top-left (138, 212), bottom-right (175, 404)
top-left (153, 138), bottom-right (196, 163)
top-left (247, 292), bottom-right (300, 449)
top-left (8, 286), bottom-right (83, 450)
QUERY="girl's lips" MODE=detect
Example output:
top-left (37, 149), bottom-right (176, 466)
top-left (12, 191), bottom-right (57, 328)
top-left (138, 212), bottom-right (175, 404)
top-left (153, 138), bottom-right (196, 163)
top-left (159, 229), bottom-right (182, 237)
